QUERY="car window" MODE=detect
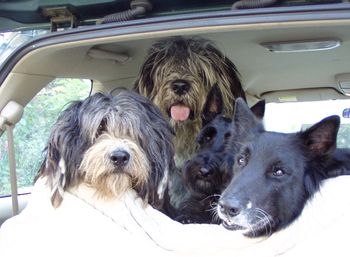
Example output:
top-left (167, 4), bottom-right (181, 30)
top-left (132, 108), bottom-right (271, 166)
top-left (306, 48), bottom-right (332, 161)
top-left (0, 30), bottom-right (49, 65)
top-left (0, 78), bottom-right (91, 196)
top-left (264, 99), bottom-right (350, 148)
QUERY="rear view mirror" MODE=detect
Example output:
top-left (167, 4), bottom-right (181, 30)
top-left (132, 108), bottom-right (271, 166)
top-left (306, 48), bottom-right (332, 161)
top-left (343, 108), bottom-right (350, 118)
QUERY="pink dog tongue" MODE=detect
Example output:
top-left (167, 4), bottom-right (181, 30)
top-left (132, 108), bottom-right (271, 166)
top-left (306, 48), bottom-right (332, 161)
top-left (170, 105), bottom-right (190, 121)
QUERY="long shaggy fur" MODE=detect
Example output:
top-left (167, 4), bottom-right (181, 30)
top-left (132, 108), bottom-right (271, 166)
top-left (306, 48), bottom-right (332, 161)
top-left (134, 36), bottom-right (246, 165)
top-left (36, 91), bottom-right (175, 208)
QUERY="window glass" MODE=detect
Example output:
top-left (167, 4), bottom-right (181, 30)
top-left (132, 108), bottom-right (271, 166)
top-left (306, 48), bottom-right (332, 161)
top-left (264, 99), bottom-right (350, 148)
top-left (0, 30), bottom-right (49, 65)
top-left (0, 78), bottom-right (91, 196)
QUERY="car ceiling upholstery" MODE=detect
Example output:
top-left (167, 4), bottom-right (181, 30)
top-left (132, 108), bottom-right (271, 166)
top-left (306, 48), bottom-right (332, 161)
top-left (1, 19), bottom-right (350, 110)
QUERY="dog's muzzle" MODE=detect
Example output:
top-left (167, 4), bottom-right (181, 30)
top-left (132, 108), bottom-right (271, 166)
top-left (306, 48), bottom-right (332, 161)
top-left (171, 80), bottom-right (190, 96)
top-left (217, 198), bottom-right (245, 230)
top-left (199, 167), bottom-right (213, 177)
top-left (167, 80), bottom-right (194, 121)
top-left (218, 199), bottom-right (241, 218)
top-left (109, 149), bottom-right (130, 167)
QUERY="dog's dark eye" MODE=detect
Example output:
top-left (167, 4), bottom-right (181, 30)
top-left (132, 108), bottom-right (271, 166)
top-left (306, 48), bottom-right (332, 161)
top-left (272, 168), bottom-right (285, 177)
top-left (224, 132), bottom-right (231, 139)
top-left (205, 135), bottom-right (212, 142)
top-left (237, 155), bottom-right (247, 167)
top-left (97, 119), bottom-right (107, 136)
top-left (198, 127), bottom-right (216, 145)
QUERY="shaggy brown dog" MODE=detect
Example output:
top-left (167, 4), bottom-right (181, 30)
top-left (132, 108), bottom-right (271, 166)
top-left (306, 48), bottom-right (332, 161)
top-left (134, 36), bottom-right (246, 166)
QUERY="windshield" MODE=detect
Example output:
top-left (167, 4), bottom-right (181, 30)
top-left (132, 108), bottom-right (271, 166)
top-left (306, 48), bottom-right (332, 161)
top-left (0, 30), bottom-right (49, 65)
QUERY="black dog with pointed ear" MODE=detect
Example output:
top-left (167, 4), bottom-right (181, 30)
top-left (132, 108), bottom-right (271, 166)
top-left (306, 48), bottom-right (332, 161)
top-left (183, 84), bottom-right (233, 199)
top-left (218, 99), bottom-right (350, 237)
top-left (186, 89), bottom-right (266, 197)
top-left (162, 87), bottom-right (265, 224)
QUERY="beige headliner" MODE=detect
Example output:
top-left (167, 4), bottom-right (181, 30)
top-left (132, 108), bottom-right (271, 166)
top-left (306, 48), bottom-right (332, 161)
top-left (1, 19), bottom-right (350, 110)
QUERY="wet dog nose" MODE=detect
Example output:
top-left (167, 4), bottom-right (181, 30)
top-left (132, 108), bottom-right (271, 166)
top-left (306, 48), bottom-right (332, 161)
top-left (199, 167), bottom-right (213, 177)
top-left (110, 150), bottom-right (130, 167)
top-left (171, 80), bottom-right (190, 95)
top-left (218, 199), bottom-right (241, 217)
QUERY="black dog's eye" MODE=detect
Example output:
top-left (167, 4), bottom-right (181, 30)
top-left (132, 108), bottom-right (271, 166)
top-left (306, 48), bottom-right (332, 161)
top-left (205, 135), bottom-right (212, 142)
top-left (237, 155), bottom-right (247, 167)
top-left (272, 167), bottom-right (285, 177)
top-left (198, 127), bottom-right (217, 145)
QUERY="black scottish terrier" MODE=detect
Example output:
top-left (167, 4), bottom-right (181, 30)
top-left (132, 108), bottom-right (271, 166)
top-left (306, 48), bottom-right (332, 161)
top-left (163, 85), bottom-right (264, 224)
top-left (218, 98), bottom-right (350, 237)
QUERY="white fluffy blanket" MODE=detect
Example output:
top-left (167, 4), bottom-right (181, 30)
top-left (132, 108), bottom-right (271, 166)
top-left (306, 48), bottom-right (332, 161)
top-left (1, 177), bottom-right (350, 257)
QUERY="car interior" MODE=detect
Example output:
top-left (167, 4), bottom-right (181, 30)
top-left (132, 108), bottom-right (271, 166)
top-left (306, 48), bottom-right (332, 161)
top-left (0, 0), bottom-right (350, 234)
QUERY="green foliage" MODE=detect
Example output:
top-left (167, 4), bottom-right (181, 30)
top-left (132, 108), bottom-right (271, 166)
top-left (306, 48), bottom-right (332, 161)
top-left (0, 79), bottom-right (90, 195)
top-left (337, 124), bottom-right (350, 148)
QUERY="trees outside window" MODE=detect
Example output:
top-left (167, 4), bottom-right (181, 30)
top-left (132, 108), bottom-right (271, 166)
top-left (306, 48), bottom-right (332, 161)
top-left (0, 78), bottom-right (91, 196)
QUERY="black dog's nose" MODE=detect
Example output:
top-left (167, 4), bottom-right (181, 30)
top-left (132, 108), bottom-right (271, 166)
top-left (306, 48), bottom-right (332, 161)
top-left (218, 199), bottom-right (241, 217)
top-left (199, 167), bottom-right (213, 177)
top-left (171, 80), bottom-right (190, 95)
top-left (110, 150), bottom-right (130, 167)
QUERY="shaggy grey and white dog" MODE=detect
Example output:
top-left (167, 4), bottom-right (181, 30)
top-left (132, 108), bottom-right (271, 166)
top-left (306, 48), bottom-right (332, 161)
top-left (134, 36), bottom-right (246, 166)
top-left (36, 91), bottom-right (175, 209)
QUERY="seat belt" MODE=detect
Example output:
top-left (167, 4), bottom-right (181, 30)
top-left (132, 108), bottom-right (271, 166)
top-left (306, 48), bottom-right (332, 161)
top-left (6, 124), bottom-right (19, 215)
top-left (0, 101), bottom-right (23, 216)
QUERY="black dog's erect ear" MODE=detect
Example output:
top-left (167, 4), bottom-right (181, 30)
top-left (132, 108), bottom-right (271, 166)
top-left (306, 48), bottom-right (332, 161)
top-left (201, 84), bottom-right (224, 125)
top-left (250, 99), bottom-right (265, 120)
top-left (300, 115), bottom-right (340, 156)
top-left (232, 97), bottom-right (263, 137)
